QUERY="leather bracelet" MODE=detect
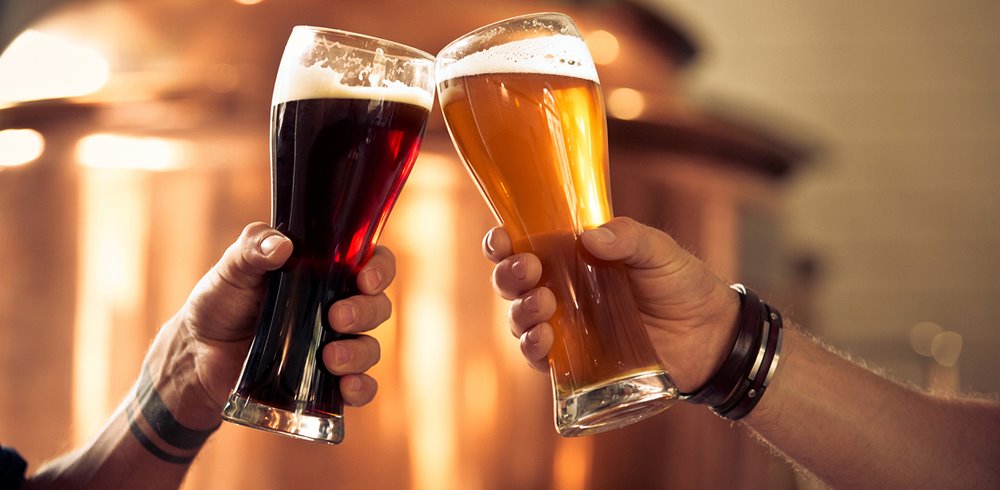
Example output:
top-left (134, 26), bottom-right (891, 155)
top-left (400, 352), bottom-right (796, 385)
top-left (681, 284), bottom-right (784, 421)
top-left (680, 284), bottom-right (764, 407)
top-left (715, 302), bottom-right (784, 420)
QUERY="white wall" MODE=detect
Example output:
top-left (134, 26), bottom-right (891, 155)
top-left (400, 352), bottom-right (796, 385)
top-left (658, 0), bottom-right (1000, 393)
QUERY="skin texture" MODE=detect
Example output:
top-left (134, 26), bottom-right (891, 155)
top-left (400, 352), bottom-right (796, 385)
top-left (21, 223), bottom-right (395, 489)
top-left (486, 216), bottom-right (1000, 490)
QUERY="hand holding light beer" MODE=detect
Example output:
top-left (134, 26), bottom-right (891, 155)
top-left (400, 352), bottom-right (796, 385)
top-left (222, 27), bottom-right (434, 444)
top-left (436, 13), bottom-right (678, 436)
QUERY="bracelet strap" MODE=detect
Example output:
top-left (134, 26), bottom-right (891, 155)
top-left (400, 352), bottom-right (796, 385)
top-left (681, 284), bottom-right (784, 421)
top-left (714, 302), bottom-right (784, 420)
top-left (680, 284), bottom-right (763, 406)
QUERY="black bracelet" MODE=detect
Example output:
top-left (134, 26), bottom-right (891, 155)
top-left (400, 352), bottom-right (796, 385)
top-left (680, 284), bottom-right (763, 406)
top-left (681, 284), bottom-right (784, 421)
top-left (714, 302), bottom-right (784, 420)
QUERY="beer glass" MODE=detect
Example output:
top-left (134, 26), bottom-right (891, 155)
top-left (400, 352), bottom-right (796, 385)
top-left (222, 26), bottom-right (434, 444)
top-left (437, 13), bottom-right (678, 436)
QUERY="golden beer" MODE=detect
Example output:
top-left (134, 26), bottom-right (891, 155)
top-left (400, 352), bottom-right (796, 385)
top-left (438, 14), bottom-right (678, 436)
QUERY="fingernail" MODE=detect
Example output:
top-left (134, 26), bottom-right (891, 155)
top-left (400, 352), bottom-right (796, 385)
top-left (361, 269), bottom-right (383, 291)
top-left (334, 303), bottom-right (357, 328)
top-left (511, 257), bottom-right (527, 280)
top-left (484, 229), bottom-right (496, 256)
top-left (350, 376), bottom-right (363, 391)
top-left (333, 344), bottom-right (351, 365)
top-left (260, 235), bottom-right (283, 257)
top-left (588, 227), bottom-right (617, 245)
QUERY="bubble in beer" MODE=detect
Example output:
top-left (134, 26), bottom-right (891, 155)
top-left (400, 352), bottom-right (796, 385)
top-left (437, 34), bottom-right (599, 83)
top-left (272, 49), bottom-right (433, 109)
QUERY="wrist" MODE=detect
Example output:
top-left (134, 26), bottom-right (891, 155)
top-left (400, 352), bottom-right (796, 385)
top-left (676, 281), bottom-right (741, 393)
top-left (124, 320), bottom-right (222, 465)
top-left (138, 320), bottom-right (224, 433)
top-left (681, 285), bottom-right (785, 420)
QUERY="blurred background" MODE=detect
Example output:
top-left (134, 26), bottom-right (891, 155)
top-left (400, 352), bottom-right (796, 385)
top-left (1, 0), bottom-right (997, 488)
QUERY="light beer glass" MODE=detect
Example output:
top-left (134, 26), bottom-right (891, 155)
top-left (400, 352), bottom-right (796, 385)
top-left (436, 13), bottom-right (678, 436)
top-left (222, 26), bottom-right (434, 444)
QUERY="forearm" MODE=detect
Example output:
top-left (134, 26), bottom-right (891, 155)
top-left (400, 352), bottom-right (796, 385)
top-left (743, 327), bottom-right (1000, 489)
top-left (24, 319), bottom-right (220, 489)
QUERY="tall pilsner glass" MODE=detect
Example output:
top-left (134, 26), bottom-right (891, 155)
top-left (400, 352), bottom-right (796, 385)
top-left (222, 26), bottom-right (434, 444)
top-left (437, 13), bottom-right (678, 436)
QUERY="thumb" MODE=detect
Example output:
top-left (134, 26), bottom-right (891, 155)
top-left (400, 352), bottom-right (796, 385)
top-left (184, 223), bottom-right (292, 340)
top-left (580, 217), bottom-right (683, 271)
top-left (211, 222), bottom-right (292, 291)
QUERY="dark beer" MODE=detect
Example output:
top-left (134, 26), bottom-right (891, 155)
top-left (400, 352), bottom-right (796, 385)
top-left (233, 95), bottom-right (427, 418)
top-left (221, 25), bottom-right (433, 444)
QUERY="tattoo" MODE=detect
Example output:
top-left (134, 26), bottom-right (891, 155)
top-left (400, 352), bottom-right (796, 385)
top-left (126, 366), bottom-right (221, 464)
top-left (125, 407), bottom-right (197, 465)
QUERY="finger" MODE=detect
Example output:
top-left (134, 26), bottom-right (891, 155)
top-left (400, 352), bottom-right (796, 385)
top-left (520, 323), bottom-right (554, 372)
top-left (340, 374), bottom-right (378, 407)
top-left (322, 335), bottom-right (381, 375)
top-left (483, 227), bottom-right (514, 263)
top-left (185, 223), bottom-right (293, 341)
top-left (492, 253), bottom-right (543, 300)
top-left (509, 287), bottom-right (556, 337)
top-left (357, 246), bottom-right (396, 295)
top-left (580, 217), bottom-right (682, 270)
top-left (214, 222), bottom-right (293, 291)
top-left (328, 293), bottom-right (392, 334)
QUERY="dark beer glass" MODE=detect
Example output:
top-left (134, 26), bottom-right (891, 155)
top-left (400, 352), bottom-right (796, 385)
top-left (437, 13), bottom-right (678, 436)
top-left (222, 26), bottom-right (434, 444)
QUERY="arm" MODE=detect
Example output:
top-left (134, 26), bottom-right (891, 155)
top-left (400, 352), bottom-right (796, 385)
top-left (22, 320), bottom-right (228, 489)
top-left (747, 327), bottom-right (1000, 489)
top-left (23, 223), bottom-right (393, 489)
top-left (486, 217), bottom-right (1000, 489)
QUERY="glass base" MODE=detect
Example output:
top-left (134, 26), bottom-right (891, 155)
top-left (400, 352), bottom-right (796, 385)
top-left (555, 369), bottom-right (678, 437)
top-left (222, 393), bottom-right (344, 445)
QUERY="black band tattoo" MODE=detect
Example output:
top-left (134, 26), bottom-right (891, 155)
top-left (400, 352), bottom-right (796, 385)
top-left (125, 404), bottom-right (196, 465)
top-left (126, 366), bottom-right (221, 464)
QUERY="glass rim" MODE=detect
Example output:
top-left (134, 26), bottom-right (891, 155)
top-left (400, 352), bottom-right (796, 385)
top-left (291, 25), bottom-right (435, 62)
top-left (436, 12), bottom-right (576, 60)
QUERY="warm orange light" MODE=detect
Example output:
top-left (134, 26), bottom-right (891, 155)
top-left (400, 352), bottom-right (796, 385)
top-left (0, 30), bottom-right (109, 105)
top-left (931, 330), bottom-right (963, 367)
top-left (205, 63), bottom-right (241, 93)
top-left (396, 152), bottom-right (460, 490)
top-left (909, 321), bottom-right (943, 357)
top-left (606, 87), bottom-right (646, 120)
top-left (463, 356), bottom-right (499, 435)
top-left (0, 129), bottom-right (45, 167)
top-left (585, 30), bottom-right (620, 65)
top-left (73, 168), bottom-right (151, 443)
top-left (76, 133), bottom-right (189, 171)
top-left (553, 438), bottom-right (593, 490)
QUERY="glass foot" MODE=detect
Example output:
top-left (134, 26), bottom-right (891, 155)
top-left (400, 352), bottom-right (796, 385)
top-left (222, 393), bottom-right (344, 445)
top-left (555, 370), bottom-right (678, 437)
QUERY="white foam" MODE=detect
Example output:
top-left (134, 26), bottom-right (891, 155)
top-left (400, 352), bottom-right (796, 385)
top-left (272, 63), bottom-right (434, 109)
top-left (437, 34), bottom-right (599, 83)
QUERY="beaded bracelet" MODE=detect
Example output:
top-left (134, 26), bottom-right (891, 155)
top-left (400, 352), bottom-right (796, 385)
top-left (681, 284), bottom-right (784, 420)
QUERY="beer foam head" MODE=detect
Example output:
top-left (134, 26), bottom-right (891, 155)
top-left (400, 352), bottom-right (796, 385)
top-left (436, 34), bottom-right (599, 83)
top-left (273, 62), bottom-right (434, 110)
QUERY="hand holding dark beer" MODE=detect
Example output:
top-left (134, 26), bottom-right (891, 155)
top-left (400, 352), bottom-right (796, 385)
top-left (484, 216), bottom-right (741, 393)
top-left (221, 26), bottom-right (433, 443)
top-left (177, 222), bottom-right (392, 425)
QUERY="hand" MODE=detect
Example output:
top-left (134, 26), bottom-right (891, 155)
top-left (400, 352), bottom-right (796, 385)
top-left (175, 222), bottom-right (392, 418)
top-left (484, 217), bottom-right (740, 392)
